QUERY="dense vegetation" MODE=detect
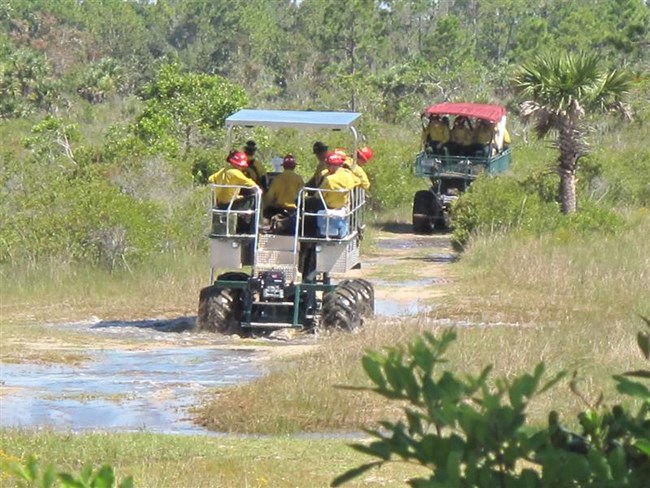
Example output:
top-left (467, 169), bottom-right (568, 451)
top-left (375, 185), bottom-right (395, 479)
top-left (1, 0), bottom-right (649, 269)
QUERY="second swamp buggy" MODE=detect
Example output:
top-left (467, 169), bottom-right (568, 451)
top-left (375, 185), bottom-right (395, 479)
top-left (413, 102), bottom-right (512, 232)
top-left (196, 109), bottom-right (374, 335)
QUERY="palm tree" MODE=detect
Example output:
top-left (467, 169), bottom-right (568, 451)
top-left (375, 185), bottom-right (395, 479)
top-left (513, 52), bottom-right (633, 214)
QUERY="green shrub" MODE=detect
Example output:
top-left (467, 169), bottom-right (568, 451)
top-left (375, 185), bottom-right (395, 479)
top-left (334, 319), bottom-right (650, 487)
top-left (451, 174), bottom-right (624, 249)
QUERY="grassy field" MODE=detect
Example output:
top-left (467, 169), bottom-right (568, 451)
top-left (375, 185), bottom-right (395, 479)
top-left (1, 215), bottom-right (648, 486)
top-left (0, 430), bottom-right (429, 487)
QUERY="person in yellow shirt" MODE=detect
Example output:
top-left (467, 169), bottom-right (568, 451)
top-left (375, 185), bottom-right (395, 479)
top-left (264, 154), bottom-right (305, 219)
top-left (301, 152), bottom-right (360, 236)
top-left (472, 119), bottom-right (496, 156)
top-left (208, 150), bottom-right (259, 207)
top-left (333, 147), bottom-right (371, 191)
top-left (449, 116), bottom-right (473, 156)
top-left (319, 152), bottom-right (361, 209)
top-left (242, 140), bottom-right (268, 192)
top-left (421, 115), bottom-right (450, 154)
top-left (208, 150), bottom-right (260, 234)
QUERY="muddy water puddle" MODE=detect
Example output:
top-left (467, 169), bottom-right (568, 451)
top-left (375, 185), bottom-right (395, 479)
top-left (1, 346), bottom-right (262, 434)
top-left (2, 233), bottom-right (454, 434)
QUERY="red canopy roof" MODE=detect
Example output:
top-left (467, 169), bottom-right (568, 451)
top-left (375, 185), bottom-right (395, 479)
top-left (423, 103), bottom-right (506, 122)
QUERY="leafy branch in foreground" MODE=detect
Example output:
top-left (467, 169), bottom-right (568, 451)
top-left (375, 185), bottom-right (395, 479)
top-left (333, 319), bottom-right (650, 487)
top-left (1, 455), bottom-right (133, 488)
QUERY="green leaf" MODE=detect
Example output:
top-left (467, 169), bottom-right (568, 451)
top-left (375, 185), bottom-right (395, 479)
top-left (623, 370), bottom-right (650, 379)
top-left (92, 465), bottom-right (115, 488)
top-left (587, 449), bottom-right (611, 480)
top-left (539, 370), bottom-right (568, 394)
top-left (331, 461), bottom-right (382, 487)
top-left (42, 465), bottom-right (58, 488)
top-left (9, 460), bottom-right (33, 482)
top-left (26, 456), bottom-right (39, 482)
top-left (362, 354), bottom-right (386, 388)
top-left (445, 450), bottom-right (463, 486)
top-left (608, 445), bottom-right (627, 481)
top-left (350, 441), bottom-right (392, 461)
top-left (634, 438), bottom-right (650, 455)
top-left (637, 331), bottom-right (650, 360)
top-left (384, 362), bottom-right (404, 394)
top-left (118, 477), bottom-right (135, 488)
top-left (613, 375), bottom-right (650, 401)
top-left (58, 472), bottom-right (86, 488)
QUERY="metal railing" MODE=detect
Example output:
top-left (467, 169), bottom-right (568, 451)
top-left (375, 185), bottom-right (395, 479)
top-left (297, 186), bottom-right (365, 241)
top-left (208, 184), bottom-right (262, 239)
top-left (415, 147), bottom-right (511, 179)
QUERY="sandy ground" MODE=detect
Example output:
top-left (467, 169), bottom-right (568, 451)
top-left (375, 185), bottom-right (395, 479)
top-left (1, 230), bottom-right (454, 355)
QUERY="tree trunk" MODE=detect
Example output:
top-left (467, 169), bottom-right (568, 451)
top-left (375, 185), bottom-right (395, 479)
top-left (557, 114), bottom-right (581, 214)
top-left (559, 167), bottom-right (577, 214)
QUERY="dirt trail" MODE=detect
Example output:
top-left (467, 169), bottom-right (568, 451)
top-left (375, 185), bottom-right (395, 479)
top-left (0, 228), bottom-right (455, 433)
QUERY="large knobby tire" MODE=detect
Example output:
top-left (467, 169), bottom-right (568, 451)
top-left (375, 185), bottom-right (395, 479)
top-left (196, 272), bottom-right (248, 334)
top-left (320, 282), bottom-right (362, 331)
top-left (412, 190), bottom-right (435, 234)
top-left (338, 279), bottom-right (374, 318)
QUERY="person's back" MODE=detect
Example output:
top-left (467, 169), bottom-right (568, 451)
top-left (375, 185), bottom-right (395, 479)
top-left (320, 165), bottom-right (360, 209)
top-left (242, 140), bottom-right (267, 190)
top-left (422, 116), bottom-right (450, 153)
top-left (450, 117), bottom-right (472, 155)
top-left (264, 155), bottom-right (304, 211)
top-left (306, 141), bottom-right (329, 187)
top-left (335, 148), bottom-right (371, 191)
top-left (209, 152), bottom-right (258, 207)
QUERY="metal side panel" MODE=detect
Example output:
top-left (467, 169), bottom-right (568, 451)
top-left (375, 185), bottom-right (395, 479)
top-left (210, 238), bottom-right (243, 269)
top-left (315, 240), bottom-right (360, 273)
top-left (257, 234), bottom-right (296, 251)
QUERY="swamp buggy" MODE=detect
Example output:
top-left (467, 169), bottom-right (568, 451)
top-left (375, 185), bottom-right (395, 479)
top-left (196, 109), bottom-right (374, 334)
top-left (413, 102), bottom-right (512, 232)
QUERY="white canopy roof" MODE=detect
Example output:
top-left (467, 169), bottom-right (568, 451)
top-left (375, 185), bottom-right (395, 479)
top-left (225, 109), bottom-right (362, 130)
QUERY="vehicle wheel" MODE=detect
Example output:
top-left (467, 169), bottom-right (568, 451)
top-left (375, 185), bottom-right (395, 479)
top-left (338, 279), bottom-right (374, 318)
top-left (412, 190), bottom-right (435, 234)
top-left (321, 283), bottom-right (362, 331)
top-left (196, 272), bottom-right (248, 334)
top-left (434, 208), bottom-right (452, 231)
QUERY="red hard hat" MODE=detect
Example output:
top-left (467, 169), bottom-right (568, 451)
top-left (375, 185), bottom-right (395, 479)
top-left (357, 146), bottom-right (374, 163)
top-left (226, 150), bottom-right (248, 168)
top-left (282, 154), bottom-right (296, 169)
top-left (325, 152), bottom-right (345, 166)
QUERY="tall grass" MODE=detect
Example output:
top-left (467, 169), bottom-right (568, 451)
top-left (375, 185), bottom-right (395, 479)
top-left (0, 251), bottom-right (208, 323)
top-left (197, 216), bottom-right (650, 434)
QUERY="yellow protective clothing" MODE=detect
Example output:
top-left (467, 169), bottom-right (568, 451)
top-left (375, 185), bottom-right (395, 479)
top-left (422, 121), bottom-right (450, 146)
top-left (319, 168), bottom-right (360, 209)
top-left (264, 169), bottom-right (305, 210)
top-left (243, 157), bottom-right (267, 185)
top-left (208, 167), bottom-right (257, 205)
top-left (344, 161), bottom-right (370, 190)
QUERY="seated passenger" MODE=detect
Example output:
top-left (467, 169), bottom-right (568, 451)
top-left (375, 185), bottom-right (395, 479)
top-left (302, 152), bottom-right (360, 236)
top-left (472, 119), bottom-right (495, 156)
top-left (208, 150), bottom-right (260, 233)
top-left (263, 154), bottom-right (305, 220)
top-left (335, 147), bottom-right (371, 191)
top-left (449, 116), bottom-right (473, 156)
top-left (421, 115), bottom-right (450, 155)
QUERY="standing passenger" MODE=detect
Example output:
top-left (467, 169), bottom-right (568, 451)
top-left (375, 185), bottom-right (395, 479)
top-left (305, 141), bottom-right (330, 188)
top-left (242, 140), bottom-right (268, 192)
